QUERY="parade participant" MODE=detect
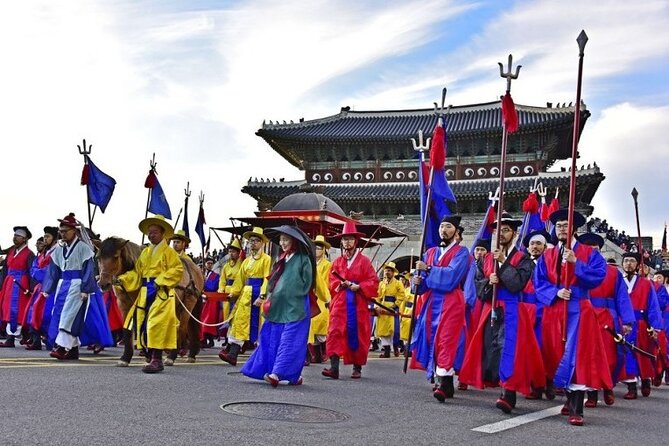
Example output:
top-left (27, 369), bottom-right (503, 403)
top-left (241, 225), bottom-right (315, 386)
top-left (42, 214), bottom-right (112, 359)
top-left (375, 261), bottom-right (404, 358)
top-left (473, 239), bottom-right (489, 262)
top-left (534, 209), bottom-right (608, 426)
top-left (618, 252), bottom-right (662, 398)
top-left (521, 228), bottom-right (552, 400)
top-left (0, 226), bottom-right (35, 347)
top-left (200, 256), bottom-right (222, 348)
top-left (117, 214), bottom-right (183, 373)
top-left (398, 271), bottom-right (414, 352)
top-left (653, 270), bottom-right (669, 385)
top-left (307, 235), bottom-right (331, 364)
top-left (219, 227), bottom-right (271, 366)
top-left (22, 226), bottom-right (59, 350)
top-left (322, 221), bottom-right (379, 380)
top-left (460, 213), bottom-right (544, 413)
top-left (411, 215), bottom-right (470, 401)
top-left (216, 238), bottom-right (242, 348)
top-left (577, 233), bottom-right (634, 407)
top-left (171, 229), bottom-right (190, 258)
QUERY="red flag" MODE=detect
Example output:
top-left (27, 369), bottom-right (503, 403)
top-left (522, 191), bottom-right (539, 213)
top-left (429, 117), bottom-right (446, 170)
top-left (501, 92), bottom-right (519, 133)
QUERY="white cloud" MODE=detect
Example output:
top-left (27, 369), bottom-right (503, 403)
top-left (579, 103), bottom-right (669, 246)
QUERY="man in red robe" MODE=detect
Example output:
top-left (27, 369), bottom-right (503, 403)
top-left (322, 221), bottom-right (379, 380)
top-left (412, 214), bottom-right (470, 401)
top-left (0, 226), bottom-right (35, 347)
top-left (618, 252), bottom-right (662, 399)
top-left (577, 233), bottom-right (634, 407)
top-left (534, 209), bottom-right (607, 426)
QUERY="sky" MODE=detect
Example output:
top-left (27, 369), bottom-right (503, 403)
top-left (1, 0), bottom-right (668, 251)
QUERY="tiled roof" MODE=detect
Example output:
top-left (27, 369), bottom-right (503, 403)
top-left (242, 166), bottom-right (603, 202)
top-left (257, 101), bottom-right (588, 142)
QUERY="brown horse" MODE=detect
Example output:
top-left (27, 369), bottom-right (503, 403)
top-left (97, 237), bottom-right (204, 366)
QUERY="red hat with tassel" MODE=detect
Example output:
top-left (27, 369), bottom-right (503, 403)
top-left (335, 221), bottom-right (365, 239)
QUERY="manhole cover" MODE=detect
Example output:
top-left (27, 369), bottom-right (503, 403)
top-left (220, 402), bottom-right (349, 423)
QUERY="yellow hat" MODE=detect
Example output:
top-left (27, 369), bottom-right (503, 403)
top-left (402, 271), bottom-right (411, 281)
top-left (228, 238), bottom-right (242, 251)
top-left (313, 234), bottom-right (331, 250)
top-left (139, 215), bottom-right (174, 239)
top-left (170, 229), bottom-right (190, 244)
top-left (242, 226), bottom-right (268, 244)
top-left (382, 261), bottom-right (399, 275)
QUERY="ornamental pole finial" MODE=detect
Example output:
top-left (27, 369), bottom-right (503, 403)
top-left (498, 54), bottom-right (522, 93)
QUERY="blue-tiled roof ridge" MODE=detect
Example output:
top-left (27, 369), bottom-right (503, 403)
top-left (257, 100), bottom-right (587, 142)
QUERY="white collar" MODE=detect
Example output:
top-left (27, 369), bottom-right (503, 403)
top-left (623, 275), bottom-right (638, 293)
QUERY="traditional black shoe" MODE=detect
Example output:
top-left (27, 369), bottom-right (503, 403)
top-left (0, 338), bottom-right (16, 348)
top-left (63, 347), bottom-right (79, 360)
top-left (321, 368), bottom-right (339, 379)
top-left (495, 397), bottom-right (513, 414)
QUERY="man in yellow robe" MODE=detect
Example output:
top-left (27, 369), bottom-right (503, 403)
top-left (376, 261), bottom-right (405, 358)
top-left (399, 271), bottom-right (415, 351)
top-left (307, 235), bottom-right (332, 364)
top-left (219, 227), bottom-right (271, 366)
top-left (118, 215), bottom-right (183, 374)
top-left (216, 238), bottom-right (242, 350)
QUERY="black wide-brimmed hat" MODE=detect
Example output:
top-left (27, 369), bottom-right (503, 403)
top-left (491, 212), bottom-right (523, 230)
top-left (621, 252), bottom-right (641, 263)
top-left (13, 226), bottom-right (32, 239)
top-left (549, 209), bottom-right (586, 228)
top-left (522, 229), bottom-right (552, 248)
top-left (441, 214), bottom-right (462, 227)
top-left (577, 232), bottom-right (604, 249)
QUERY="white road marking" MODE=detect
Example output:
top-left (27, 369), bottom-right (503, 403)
top-left (472, 405), bottom-right (564, 434)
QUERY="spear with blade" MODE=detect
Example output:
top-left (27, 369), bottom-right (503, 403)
top-left (560, 30), bottom-right (589, 342)
top-left (490, 54), bottom-right (522, 326)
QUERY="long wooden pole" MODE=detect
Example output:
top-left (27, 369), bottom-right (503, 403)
top-left (561, 31), bottom-right (588, 341)
top-left (491, 54), bottom-right (521, 326)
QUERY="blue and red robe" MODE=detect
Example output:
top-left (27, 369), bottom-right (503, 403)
top-left (534, 241), bottom-right (609, 390)
top-left (200, 270), bottom-right (222, 339)
top-left (521, 260), bottom-right (543, 348)
top-left (589, 264), bottom-right (635, 383)
top-left (460, 249), bottom-right (545, 394)
top-left (410, 243), bottom-right (469, 379)
top-left (619, 276), bottom-right (662, 381)
top-left (654, 282), bottom-right (669, 375)
top-left (0, 245), bottom-right (35, 334)
top-left (23, 246), bottom-right (56, 336)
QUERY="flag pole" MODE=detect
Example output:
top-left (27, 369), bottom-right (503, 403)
top-left (403, 88), bottom-right (446, 373)
top-left (561, 30), bottom-right (588, 341)
top-left (199, 191), bottom-right (206, 273)
top-left (141, 153), bottom-right (157, 245)
top-left (491, 54), bottom-right (522, 327)
top-left (77, 139), bottom-right (94, 230)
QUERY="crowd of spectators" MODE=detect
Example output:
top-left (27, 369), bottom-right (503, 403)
top-left (586, 217), bottom-right (668, 269)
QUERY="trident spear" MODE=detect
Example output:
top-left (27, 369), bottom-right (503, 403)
top-left (490, 54), bottom-right (521, 326)
top-left (402, 88), bottom-right (445, 373)
top-left (77, 139), bottom-right (97, 230)
top-left (141, 153), bottom-right (157, 245)
top-left (561, 30), bottom-right (589, 341)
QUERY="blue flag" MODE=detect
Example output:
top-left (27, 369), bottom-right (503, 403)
top-left (148, 176), bottom-right (172, 219)
top-left (86, 158), bottom-right (116, 213)
top-left (419, 116), bottom-right (457, 249)
top-left (195, 203), bottom-right (206, 248)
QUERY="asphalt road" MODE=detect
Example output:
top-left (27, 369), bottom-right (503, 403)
top-left (1, 345), bottom-right (668, 445)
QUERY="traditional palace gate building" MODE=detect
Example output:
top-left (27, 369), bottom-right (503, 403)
top-left (242, 100), bottom-right (604, 270)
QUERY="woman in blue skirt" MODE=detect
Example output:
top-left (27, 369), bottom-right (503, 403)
top-left (241, 225), bottom-right (316, 386)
